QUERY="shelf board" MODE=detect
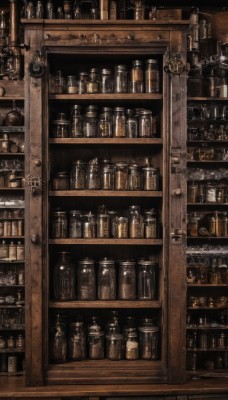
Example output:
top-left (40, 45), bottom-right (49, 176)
top-left (187, 370), bottom-right (228, 378)
top-left (187, 284), bottom-right (228, 287)
top-left (49, 137), bottom-right (162, 145)
top-left (188, 97), bottom-right (228, 101)
top-left (49, 238), bottom-right (163, 245)
top-left (49, 93), bottom-right (163, 101)
top-left (0, 236), bottom-right (24, 239)
top-left (187, 203), bottom-right (228, 206)
top-left (187, 237), bottom-right (228, 240)
top-left (49, 300), bottom-right (161, 309)
top-left (49, 190), bottom-right (163, 197)
top-left (0, 153), bottom-right (24, 157)
top-left (188, 306), bottom-right (227, 310)
top-left (0, 127), bottom-right (24, 133)
top-left (187, 140), bottom-right (228, 144)
top-left (0, 188), bottom-right (24, 192)
top-left (0, 371), bottom-right (25, 376)
top-left (187, 325), bottom-right (228, 330)
top-left (0, 260), bottom-right (25, 264)
top-left (0, 305), bottom-right (24, 309)
top-left (0, 326), bottom-right (25, 331)
top-left (0, 285), bottom-right (25, 288)
top-left (187, 160), bottom-right (228, 164)
top-left (0, 348), bottom-right (25, 353)
top-left (187, 348), bottom-right (228, 352)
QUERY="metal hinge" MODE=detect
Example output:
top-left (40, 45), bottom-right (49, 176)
top-left (26, 174), bottom-right (43, 194)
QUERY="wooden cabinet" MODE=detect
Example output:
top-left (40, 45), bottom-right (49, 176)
top-left (23, 19), bottom-right (187, 386)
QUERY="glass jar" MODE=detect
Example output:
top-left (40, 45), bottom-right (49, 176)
top-left (113, 217), bottom-right (128, 239)
top-left (118, 260), bottom-right (136, 300)
top-left (52, 171), bottom-right (69, 190)
top-left (130, 60), bottom-right (144, 93)
top-left (78, 258), bottom-right (96, 300)
top-left (145, 59), bottom-right (160, 93)
top-left (128, 206), bottom-right (144, 238)
top-left (50, 315), bottom-right (67, 363)
top-left (70, 160), bottom-right (86, 189)
top-left (83, 111), bottom-right (98, 138)
top-left (128, 164), bottom-right (141, 191)
top-left (139, 110), bottom-right (152, 137)
top-left (138, 325), bottom-right (159, 360)
top-left (52, 113), bottom-right (70, 138)
top-left (53, 71), bottom-right (65, 93)
top-left (126, 109), bottom-right (138, 138)
top-left (78, 72), bottom-right (88, 94)
top-left (68, 321), bottom-right (86, 360)
top-left (66, 75), bottom-right (78, 94)
top-left (82, 213), bottom-right (96, 238)
top-left (114, 65), bottom-right (128, 93)
top-left (187, 212), bottom-right (200, 237)
top-left (51, 211), bottom-right (68, 238)
top-left (114, 161), bottom-right (128, 190)
top-left (101, 164), bottom-right (114, 190)
top-left (205, 181), bottom-right (217, 203)
top-left (208, 211), bottom-right (221, 237)
top-left (70, 104), bottom-right (83, 137)
top-left (97, 213), bottom-right (110, 238)
top-left (106, 333), bottom-right (123, 360)
top-left (69, 210), bottom-right (82, 238)
top-left (125, 331), bottom-right (139, 360)
top-left (220, 212), bottom-right (228, 237)
top-left (86, 159), bottom-right (100, 189)
top-left (98, 258), bottom-right (116, 300)
top-left (106, 311), bottom-right (120, 334)
top-left (88, 331), bottom-right (104, 359)
top-left (98, 107), bottom-right (113, 138)
top-left (142, 167), bottom-right (159, 191)
top-left (133, 0), bottom-right (145, 20)
top-left (53, 252), bottom-right (76, 301)
top-left (138, 260), bottom-right (156, 300)
top-left (144, 209), bottom-right (157, 238)
top-left (86, 68), bottom-right (99, 94)
top-left (113, 107), bottom-right (126, 138)
top-left (100, 68), bottom-right (113, 94)
top-left (63, 0), bottom-right (72, 19)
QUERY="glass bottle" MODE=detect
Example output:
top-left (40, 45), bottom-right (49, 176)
top-left (130, 60), bottom-right (144, 93)
top-left (63, 0), bottom-right (72, 19)
top-left (82, 212), bottom-right (96, 238)
top-left (128, 205), bottom-right (144, 238)
top-left (98, 258), bottom-right (116, 300)
top-left (144, 208), bottom-right (157, 238)
top-left (125, 331), bottom-right (139, 360)
top-left (78, 72), bottom-right (88, 93)
top-left (69, 210), bottom-right (82, 238)
top-left (138, 260), bottom-right (156, 300)
top-left (98, 107), bottom-right (113, 138)
top-left (70, 104), bottom-right (83, 137)
top-left (97, 213), bottom-right (110, 238)
top-left (86, 68), bottom-right (100, 94)
top-left (114, 161), bottom-right (128, 190)
top-left (126, 109), bottom-right (138, 138)
top-left (106, 310), bottom-right (120, 334)
top-left (35, 1), bottom-right (44, 18)
top-left (26, 2), bottom-right (35, 18)
top-left (128, 164), bottom-right (141, 190)
top-left (113, 217), bottom-right (128, 238)
top-left (68, 321), bottom-right (86, 360)
top-left (66, 75), bottom-right (78, 94)
top-left (113, 107), bottom-right (126, 137)
top-left (77, 258), bottom-right (96, 300)
top-left (70, 160), bottom-right (86, 189)
top-left (86, 158), bottom-right (100, 189)
top-left (50, 314), bottom-right (67, 363)
top-left (51, 171), bottom-right (69, 190)
top-left (100, 69), bottom-right (113, 93)
top-left (53, 252), bottom-right (76, 301)
top-left (114, 65), bottom-right (128, 93)
top-left (51, 211), bottom-right (68, 238)
top-left (46, 0), bottom-right (54, 19)
top-left (145, 59), bottom-right (160, 93)
top-left (101, 164), bottom-right (114, 190)
top-left (88, 330), bottom-right (104, 359)
top-left (83, 109), bottom-right (98, 138)
top-left (73, 0), bottom-right (82, 19)
top-left (138, 324), bottom-right (159, 360)
top-left (106, 333), bottom-right (123, 360)
top-left (118, 260), bottom-right (136, 300)
top-left (139, 110), bottom-right (152, 137)
top-left (52, 113), bottom-right (70, 138)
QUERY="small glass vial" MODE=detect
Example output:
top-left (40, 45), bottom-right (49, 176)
top-left (82, 213), bottom-right (96, 238)
top-left (69, 210), bottom-right (82, 238)
top-left (106, 333), bottom-right (123, 360)
top-left (130, 60), bottom-right (144, 93)
top-left (83, 110), bottom-right (98, 138)
top-left (101, 164), bottom-right (114, 190)
top-left (145, 59), bottom-right (160, 93)
top-left (142, 167), bottom-right (159, 191)
top-left (138, 325), bottom-right (159, 360)
top-left (52, 113), bottom-right (70, 138)
top-left (86, 68), bottom-right (99, 94)
top-left (98, 258), bottom-right (116, 300)
top-left (78, 258), bottom-right (96, 300)
top-left (68, 321), bottom-right (86, 360)
top-left (78, 72), bottom-right (88, 94)
top-left (128, 206), bottom-right (144, 238)
top-left (35, 1), bottom-right (44, 18)
top-left (114, 65), bottom-right (128, 93)
top-left (139, 110), bottom-right (152, 137)
top-left (113, 107), bottom-right (126, 138)
top-left (26, 2), bottom-right (35, 18)
top-left (46, 0), bottom-right (54, 18)
top-left (70, 160), bottom-right (86, 189)
top-left (97, 213), bottom-right (110, 238)
top-left (51, 211), bottom-right (68, 238)
top-left (128, 164), bottom-right (141, 190)
top-left (144, 209), bottom-right (157, 238)
top-left (53, 252), bottom-right (76, 301)
top-left (118, 260), bottom-right (136, 300)
top-left (114, 161), bottom-right (128, 190)
top-left (138, 260), bottom-right (156, 300)
top-left (125, 331), bottom-right (139, 360)
top-left (16, 241), bottom-right (25, 261)
top-left (98, 107), bottom-right (113, 138)
top-left (70, 104), bottom-right (83, 137)
top-left (114, 217), bottom-right (128, 239)
top-left (66, 76), bottom-right (78, 94)
top-left (86, 158), bottom-right (100, 189)
top-left (126, 109), bottom-right (138, 138)
top-left (100, 69), bottom-right (113, 94)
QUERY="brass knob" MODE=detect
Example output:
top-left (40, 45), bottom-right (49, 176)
top-left (174, 188), bottom-right (181, 196)
top-left (34, 159), bottom-right (41, 167)
top-left (31, 234), bottom-right (39, 244)
top-left (172, 156), bottom-right (180, 164)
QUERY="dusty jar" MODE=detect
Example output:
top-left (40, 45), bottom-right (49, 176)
top-left (138, 260), bottom-right (156, 300)
top-left (68, 321), bottom-right (86, 360)
top-left (118, 260), bottom-right (136, 300)
top-left (106, 333), bottom-right (123, 360)
top-left (98, 258), bottom-right (116, 300)
top-left (138, 325), bottom-right (159, 360)
top-left (77, 258), bottom-right (96, 300)
top-left (53, 252), bottom-right (76, 301)
top-left (70, 160), bottom-right (86, 190)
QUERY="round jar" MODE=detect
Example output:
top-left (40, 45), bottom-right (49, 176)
top-left (145, 59), bottom-right (160, 93)
top-left (101, 164), bottom-right (114, 190)
top-left (52, 113), bottom-right (70, 138)
top-left (114, 65), bottom-right (128, 93)
top-left (69, 210), bottom-right (82, 238)
top-left (113, 107), bottom-right (126, 138)
top-left (113, 216), bottom-right (128, 239)
top-left (138, 260), bottom-right (156, 300)
top-left (98, 258), bottom-right (116, 300)
top-left (139, 110), bottom-right (152, 137)
top-left (52, 171), bottom-right (69, 190)
top-left (100, 68), bottom-right (113, 94)
top-left (77, 258), bottom-right (96, 300)
top-left (70, 160), bottom-right (86, 190)
top-left (53, 252), bottom-right (76, 301)
top-left (68, 321), bottom-right (86, 360)
top-left (98, 107), bottom-right (113, 138)
top-left (130, 59), bottom-right (144, 93)
top-left (114, 162), bottom-right (128, 190)
top-left (118, 260), bottom-right (136, 300)
top-left (97, 213), bottom-right (110, 238)
top-left (128, 164), bottom-right (141, 191)
top-left (66, 75), bottom-right (78, 94)
top-left (70, 104), bottom-right (83, 137)
top-left (88, 331), bottom-right (104, 360)
top-left (82, 213), bottom-right (96, 238)
top-left (106, 333), bottom-right (123, 360)
top-left (138, 325), bottom-right (159, 360)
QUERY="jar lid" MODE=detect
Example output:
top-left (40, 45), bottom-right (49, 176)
top-left (129, 163), bottom-right (139, 170)
top-left (90, 68), bottom-right (99, 74)
top-left (79, 257), bottom-right (95, 265)
top-left (115, 65), bottom-right (127, 71)
top-left (52, 119), bottom-right (70, 125)
top-left (55, 171), bottom-right (68, 177)
top-left (119, 260), bottom-right (136, 267)
top-left (114, 107), bottom-right (125, 112)
top-left (138, 326), bottom-right (159, 333)
top-left (70, 321), bottom-right (84, 327)
top-left (101, 68), bottom-right (112, 74)
top-left (99, 257), bottom-right (115, 266)
top-left (69, 209), bottom-right (82, 216)
top-left (138, 260), bottom-right (155, 267)
top-left (106, 333), bottom-right (123, 339)
top-left (146, 59), bottom-right (158, 64)
top-left (71, 104), bottom-right (81, 110)
top-left (132, 59), bottom-right (143, 67)
top-left (52, 211), bottom-right (67, 216)
top-left (139, 109), bottom-right (152, 115)
top-left (101, 107), bottom-right (113, 113)
top-left (115, 161), bottom-right (128, 167)
top-left (72, 159), bottom-right (86, 165)
top-left (89, 330), bottom-right (104, 337)
top-left (142, 167), bottom-right (157, 171)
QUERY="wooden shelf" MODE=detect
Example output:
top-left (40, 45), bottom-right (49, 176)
top-left (0, 188), bottom-right (24, 192)
top-left (0, 326), bottom-right (25, 331)
top-left (187, 348), bottom-right (228, 352)
top-left (49, 93), bottom-right (163, 101)
top-left (0, 285), bottom-right (25, 288)
top-left (0, 153), bottom-right (24, 156)
top-left (49, 300), bottom-right (161, 308)
top-left (0, 349), bottom-right (25, 353)
top-left (187, 203), bottom-right (228, 206)
top-left (0, 260), bottom-right (25, 264)
top-left (0, 236), bottom-right (24, 239)
top-left (0, 127), bottom-right (24, 133)
top-left (187, 140), bottom-right (228, 144)
top-left (49, 238), bottom-right (163, 245)
top-left (188, 97), bottom-right (228, 101)
top-left (188, 306), bottom-right (228, 310)
top-left (187, 325), bottom-right (228, 330)
top-left (49, 137), bottom-right (162, 145)
top-left (0, 305), bottom-right (24, 309)
top-left (187, 284), bottom-right (228, 287)
top-left (187, 160), bottom-right (228, 164)
top-left (49, 190), bottom-right (163, 197)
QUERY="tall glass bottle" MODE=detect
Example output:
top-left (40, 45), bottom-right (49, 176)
top-left (50, 314), bottom-right (67, 363)
top-left (53, 252), bottom-right (76, 301)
